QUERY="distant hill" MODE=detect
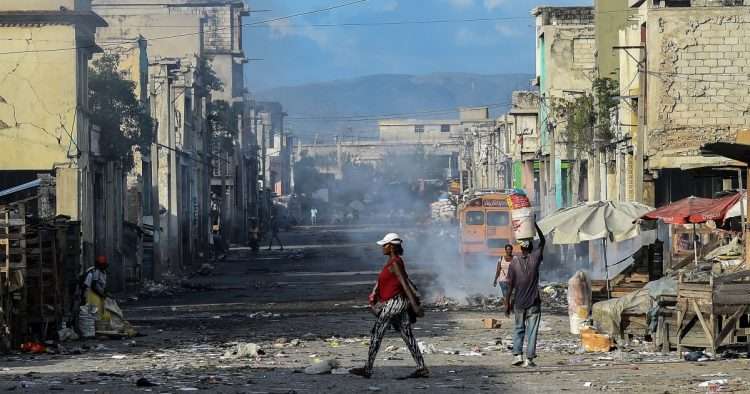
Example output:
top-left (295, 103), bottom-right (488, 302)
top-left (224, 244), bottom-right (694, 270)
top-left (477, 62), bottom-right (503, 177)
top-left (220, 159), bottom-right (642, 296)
top-left (254, 72), bottom-right (534, 143)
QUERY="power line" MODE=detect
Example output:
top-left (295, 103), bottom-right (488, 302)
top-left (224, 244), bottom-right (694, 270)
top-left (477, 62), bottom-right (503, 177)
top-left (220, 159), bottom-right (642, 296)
top-left (22, 16), bottom-right (529, 32)
top-left (0, 0), bottom-right (368, 56)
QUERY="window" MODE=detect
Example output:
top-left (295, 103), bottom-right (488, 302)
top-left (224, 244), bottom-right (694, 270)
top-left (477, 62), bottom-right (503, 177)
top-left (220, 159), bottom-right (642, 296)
top-left (486, 211), bottom-right (510, 227)
top-left (487, 239), bottom-right (510, 249)
top-left (465, 211), bottom-right (484, 225)
top-left (414, 125), bottom-right (425, 133)
top-left (441, 124), bottom-right (451, 133)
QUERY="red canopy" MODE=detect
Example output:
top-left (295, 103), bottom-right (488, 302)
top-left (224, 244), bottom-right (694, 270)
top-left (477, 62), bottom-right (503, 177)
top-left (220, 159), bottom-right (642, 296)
top-left (640, 193), bottom-right (742, 224)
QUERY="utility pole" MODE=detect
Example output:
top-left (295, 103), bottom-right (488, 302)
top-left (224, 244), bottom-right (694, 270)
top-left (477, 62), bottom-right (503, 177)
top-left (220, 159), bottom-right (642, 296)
top-left (634, 41), bottom-right (647, 204)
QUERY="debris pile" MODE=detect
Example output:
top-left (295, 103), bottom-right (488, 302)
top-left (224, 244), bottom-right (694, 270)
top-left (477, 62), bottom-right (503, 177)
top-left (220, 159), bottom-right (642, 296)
top-left (540, 283), bottom-right (568, 310)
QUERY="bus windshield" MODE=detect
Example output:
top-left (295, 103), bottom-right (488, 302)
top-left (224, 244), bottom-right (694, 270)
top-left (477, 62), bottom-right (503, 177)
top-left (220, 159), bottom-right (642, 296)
top-left (486, 211), bottom-right (510, 227)
top-left (465, 211), bottom-right (484, 225)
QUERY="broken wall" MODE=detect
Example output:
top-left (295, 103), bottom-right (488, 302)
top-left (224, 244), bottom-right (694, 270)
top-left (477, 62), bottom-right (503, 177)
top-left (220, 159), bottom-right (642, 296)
top-left (0, 25), bottom-right (82, 171)
top-left (646, 8), bottom-right (750, 163)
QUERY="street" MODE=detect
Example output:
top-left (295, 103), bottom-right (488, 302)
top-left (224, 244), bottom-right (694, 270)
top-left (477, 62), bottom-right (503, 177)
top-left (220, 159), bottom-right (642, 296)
top-left (1, 225), bottom-right (749, 393)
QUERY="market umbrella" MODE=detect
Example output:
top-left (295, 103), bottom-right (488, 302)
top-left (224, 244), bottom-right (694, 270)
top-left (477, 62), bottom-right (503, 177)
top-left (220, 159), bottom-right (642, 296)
top-left (640, 193), bottom-right (742, 264)
top-left (538, 200), bottom-right (654, 298)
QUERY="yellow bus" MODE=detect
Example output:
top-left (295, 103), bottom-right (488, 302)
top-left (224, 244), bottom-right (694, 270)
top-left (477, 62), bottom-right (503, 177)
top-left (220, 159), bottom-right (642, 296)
top-left (459, 192), bottom-right (516, 259)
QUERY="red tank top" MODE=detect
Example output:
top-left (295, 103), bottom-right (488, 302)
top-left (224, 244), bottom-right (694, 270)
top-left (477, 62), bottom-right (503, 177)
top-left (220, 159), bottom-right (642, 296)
top-left (377, 256), bottom-right (404, 302)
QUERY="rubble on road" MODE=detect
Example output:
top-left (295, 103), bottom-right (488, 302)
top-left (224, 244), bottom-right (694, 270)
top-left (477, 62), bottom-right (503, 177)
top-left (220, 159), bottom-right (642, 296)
top-left (304, 359), bottom-right (339, 375)
top-left (223, 342), bottom-right (263, 359)
top-left (540, 283), bottom-right (568, 310)
top-left (482, 318), bottom-right (502, 329)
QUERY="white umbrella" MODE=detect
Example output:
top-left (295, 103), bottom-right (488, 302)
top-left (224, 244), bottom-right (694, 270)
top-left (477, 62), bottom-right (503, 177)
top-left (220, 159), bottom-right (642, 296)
top-left (726, 192), bottom-right (746, 219)
top-left (537, 200), bottom-right (654, 298)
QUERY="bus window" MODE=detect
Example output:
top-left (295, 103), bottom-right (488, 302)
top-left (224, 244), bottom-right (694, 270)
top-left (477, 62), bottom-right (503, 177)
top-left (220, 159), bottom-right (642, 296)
top-left (486, 211), bottom-right (510, 227)
top-left (487, 239), bottom-right (510, 249)
top-left (465, 211), bottom-right (484, 225)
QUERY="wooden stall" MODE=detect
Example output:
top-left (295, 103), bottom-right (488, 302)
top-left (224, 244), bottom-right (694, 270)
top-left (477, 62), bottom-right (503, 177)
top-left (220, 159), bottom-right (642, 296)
top-left (675, 271), bottom-right (750, 354)
top-left (1, 198), bottom-right (80, 349)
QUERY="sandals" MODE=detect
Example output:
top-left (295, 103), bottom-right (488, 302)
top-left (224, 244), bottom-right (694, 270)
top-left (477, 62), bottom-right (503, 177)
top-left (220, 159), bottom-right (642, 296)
top-left (349, 367), bottom-right (372, 379)
top-left (397, 368), bottom-right (430, 380)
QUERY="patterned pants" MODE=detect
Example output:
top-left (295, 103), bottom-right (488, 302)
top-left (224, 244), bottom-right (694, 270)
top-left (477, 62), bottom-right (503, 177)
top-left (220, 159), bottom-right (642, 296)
top-left (365, 295), bottom-right (426, 374)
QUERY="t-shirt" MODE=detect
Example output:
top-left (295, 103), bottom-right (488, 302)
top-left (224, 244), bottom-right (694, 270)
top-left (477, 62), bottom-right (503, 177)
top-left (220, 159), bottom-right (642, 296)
top-left (507, 248), bottom-right (542, 309)
top-left (84, 268), bottom-right (107, 292)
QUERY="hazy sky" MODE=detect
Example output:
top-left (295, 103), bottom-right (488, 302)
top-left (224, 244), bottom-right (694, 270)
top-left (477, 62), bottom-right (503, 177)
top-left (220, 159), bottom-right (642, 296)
top-left (244, 0), bottom-right (590, 91)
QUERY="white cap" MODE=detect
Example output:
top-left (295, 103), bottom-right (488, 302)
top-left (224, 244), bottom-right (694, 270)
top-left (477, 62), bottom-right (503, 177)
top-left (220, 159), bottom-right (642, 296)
top-left (376, 233), bottom-right (402, 246)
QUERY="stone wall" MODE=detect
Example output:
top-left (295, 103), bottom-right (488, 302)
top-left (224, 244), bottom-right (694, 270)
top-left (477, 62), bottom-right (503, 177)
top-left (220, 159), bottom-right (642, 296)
top-left (647, 9), bottom-right (750, 157)
top-left (533, 7), bottom-right (595, 26)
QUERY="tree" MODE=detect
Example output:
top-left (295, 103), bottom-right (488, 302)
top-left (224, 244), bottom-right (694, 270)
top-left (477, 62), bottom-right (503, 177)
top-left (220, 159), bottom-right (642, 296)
top-left (551, 77), bottom-right (619, 154)
top-left (89, 54), bottom-right (153, 170)
top-left (207, 100), bottom-right (237, 152)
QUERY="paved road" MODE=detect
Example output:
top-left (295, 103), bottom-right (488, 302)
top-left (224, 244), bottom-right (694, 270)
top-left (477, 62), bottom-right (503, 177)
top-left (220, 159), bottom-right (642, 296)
top-left (1, 225), bottom-right (749, 393)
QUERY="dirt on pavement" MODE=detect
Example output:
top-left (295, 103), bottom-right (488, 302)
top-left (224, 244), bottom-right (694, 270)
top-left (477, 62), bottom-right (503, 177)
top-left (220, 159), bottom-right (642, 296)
top-left (1, 226), bottom-right (749, 393)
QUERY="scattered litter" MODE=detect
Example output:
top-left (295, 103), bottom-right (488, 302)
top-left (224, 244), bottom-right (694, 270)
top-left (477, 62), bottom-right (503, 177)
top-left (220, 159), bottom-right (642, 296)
top-left (482, 318), bottom-right (502, 329)
top-left (136, 378), bottom-right (158, 387)
top-left (684, 350), bottom-right (711, 362)
top-left (385, 345), bottom-right (400, 353)
top-left (57, 327), bottom-right (79, 342)
top-left (698, 379), bottom-right (728, 388)
top-left (225, 343), bottom-right (263, 358)
top-left (418, 342), bottom-right (437, 355)
top-left (368, 386), bottom-right (381, 392)
top-left (583, 382), bottom-right (593, 388)
top-left (304, 359), bottom-right (339, 375)
top-left (111, 355), bottom-right (127, 360)
top-left (178, 388), bottom-right (199, 391)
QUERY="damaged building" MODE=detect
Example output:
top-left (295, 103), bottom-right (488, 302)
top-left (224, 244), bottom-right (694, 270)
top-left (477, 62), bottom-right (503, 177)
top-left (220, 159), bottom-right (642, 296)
top-left (533, 6), bottom-right (597, 214)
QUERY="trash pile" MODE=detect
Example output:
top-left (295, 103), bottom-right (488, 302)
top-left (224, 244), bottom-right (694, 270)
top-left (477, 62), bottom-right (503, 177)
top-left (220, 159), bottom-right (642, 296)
top-left (540, 283), bottom-right (568, 310)
top-left (430, 199), bottom-right (456, 223)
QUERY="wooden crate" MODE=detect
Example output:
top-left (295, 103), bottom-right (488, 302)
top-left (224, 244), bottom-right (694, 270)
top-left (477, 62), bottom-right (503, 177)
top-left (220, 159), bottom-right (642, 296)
top-left (675, 271), bottom-right (750, 354)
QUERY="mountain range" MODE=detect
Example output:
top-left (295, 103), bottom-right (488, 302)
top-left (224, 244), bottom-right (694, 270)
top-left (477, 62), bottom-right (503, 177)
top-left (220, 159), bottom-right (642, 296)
top-left (254, 72), bottom-right (534, 143)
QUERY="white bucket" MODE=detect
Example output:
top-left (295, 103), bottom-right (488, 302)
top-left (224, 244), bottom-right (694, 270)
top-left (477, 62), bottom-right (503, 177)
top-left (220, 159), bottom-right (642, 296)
top-left (511, 208), bottom-right (535, 240)
top-left (569, 313), bottom-right (586, 334)
top-left (78, 304), bottom-right (97, 338)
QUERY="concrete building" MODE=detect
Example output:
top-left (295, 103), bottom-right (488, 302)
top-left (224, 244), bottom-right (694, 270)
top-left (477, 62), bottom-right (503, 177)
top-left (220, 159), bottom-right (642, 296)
top-left (92, 0), bottom-right (249, 268)
top-left (0, 0), bottom-right (107, 269)
top-left (533, 6), bottom-right (596, 214)
top-left (611, 0), bottom-right (750, 207)
top-left (378, 115), bottom-right (464, 181)
top-left (378, 119), bottom-right (461, 144)
top-left (460, 107), bottom-right (509, 191)
top-left (642, 0), bottom-right (750, 205)
top-left (509, 91), bottom-right (541, 207)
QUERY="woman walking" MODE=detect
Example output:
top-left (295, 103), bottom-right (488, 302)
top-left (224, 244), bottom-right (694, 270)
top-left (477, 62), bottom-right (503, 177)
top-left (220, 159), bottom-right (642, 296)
top-left (350, 233), bottom-right (429, 379)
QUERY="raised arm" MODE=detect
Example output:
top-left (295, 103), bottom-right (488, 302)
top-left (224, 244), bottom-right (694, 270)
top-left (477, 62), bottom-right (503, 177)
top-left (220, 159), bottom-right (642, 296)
top-left (535, 222), bottom-right (546, 253)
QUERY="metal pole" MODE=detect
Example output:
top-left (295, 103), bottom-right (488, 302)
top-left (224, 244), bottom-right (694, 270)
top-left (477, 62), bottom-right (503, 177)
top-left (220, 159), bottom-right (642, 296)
top-left (603, 238), bottom-right (610, 299)
top-left (693, 222), bottom-right (698, 265)
top-left (738, 169), bottom-right (745, 263)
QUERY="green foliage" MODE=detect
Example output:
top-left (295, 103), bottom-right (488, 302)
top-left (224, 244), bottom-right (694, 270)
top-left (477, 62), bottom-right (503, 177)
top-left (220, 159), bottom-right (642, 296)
top-left (196, 57), bottom-right (224, 98)
top-left (207, 100), bottom-right (238, 153)
top-left (593, 77), bottom-right (619, 142)
top-left (293, 156), bottom-right (329, 196)
top-left (551, 77), bottom-right (619, 154)
top-left (89, 54), bottom-right (154, 170)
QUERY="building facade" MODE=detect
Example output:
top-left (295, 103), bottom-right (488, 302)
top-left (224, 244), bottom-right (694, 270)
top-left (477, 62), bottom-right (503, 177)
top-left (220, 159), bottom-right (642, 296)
top-left (533, 6), bottom-right (596, 214)
top-left (0, 0), bottom-right (107, 272)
